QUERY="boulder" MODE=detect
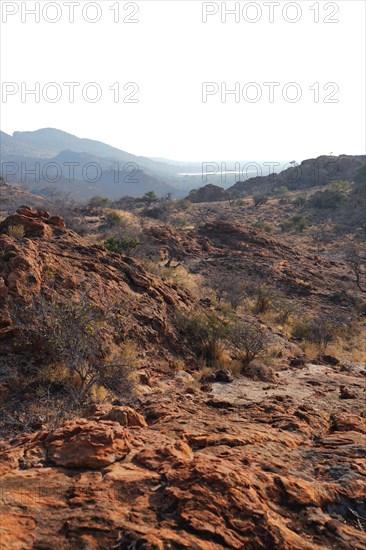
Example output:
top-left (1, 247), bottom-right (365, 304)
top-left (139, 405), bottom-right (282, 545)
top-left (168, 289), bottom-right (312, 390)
top-left (45, 418), bottom-right (132, 468)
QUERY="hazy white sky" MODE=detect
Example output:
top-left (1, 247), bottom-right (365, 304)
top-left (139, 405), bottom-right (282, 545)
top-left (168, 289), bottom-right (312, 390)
top-left (1, 0), bottom-right (365, 161)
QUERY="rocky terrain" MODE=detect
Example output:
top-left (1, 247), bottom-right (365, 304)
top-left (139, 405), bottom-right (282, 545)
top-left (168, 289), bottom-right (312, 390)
top-left (146, 220), bottom-right (358, 314)
top-left (1, 360), bottom-right (365, 549)
top-left (0, 202), bottom-right (365, 549)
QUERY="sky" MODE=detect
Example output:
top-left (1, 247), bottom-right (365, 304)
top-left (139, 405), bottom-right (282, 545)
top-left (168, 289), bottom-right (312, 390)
top-left (0, 0), bottom-right (365, 162)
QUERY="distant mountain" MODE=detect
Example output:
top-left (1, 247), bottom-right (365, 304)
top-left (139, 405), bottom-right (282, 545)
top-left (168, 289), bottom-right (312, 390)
top-left (4, 128), bottom-right (201, 187)
top-left (0, 130), bottom-right (52, 159)
top-left (0, 128), bottom-right (193, 200)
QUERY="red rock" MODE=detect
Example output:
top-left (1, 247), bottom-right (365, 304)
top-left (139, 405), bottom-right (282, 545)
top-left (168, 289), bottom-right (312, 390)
top-left (45, 419), bottom-right (132, 468)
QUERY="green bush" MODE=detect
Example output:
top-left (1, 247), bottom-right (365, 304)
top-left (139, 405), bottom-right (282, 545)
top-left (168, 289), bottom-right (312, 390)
top-left (104, 236), bottom-right (141, 254)
top-left (136, 191), bottom-right (159, 208)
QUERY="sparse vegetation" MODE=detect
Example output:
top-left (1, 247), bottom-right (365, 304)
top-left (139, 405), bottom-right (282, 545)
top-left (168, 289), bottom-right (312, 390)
top-left (105, 210), bottom-right (128, 227)
top-left (292, 317), bottom-right (344, 352)
top-left (281, 214), bottom-right (307, 233)
top-left (88, 196), bottom-right (110, 208)
top-left (7, 294), bottom-right (137, 409)
top-left (175, 311), bottom-right (231, 365)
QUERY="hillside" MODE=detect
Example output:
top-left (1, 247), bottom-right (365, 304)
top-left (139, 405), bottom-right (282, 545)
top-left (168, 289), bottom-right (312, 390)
top-left (227, 155), bottom-right (366, 197)
top-left (0, 197), bottom-right (365, 549)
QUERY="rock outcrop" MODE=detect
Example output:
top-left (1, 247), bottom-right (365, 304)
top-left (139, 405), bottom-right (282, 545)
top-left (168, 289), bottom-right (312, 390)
top-left (0, 207), bottom-right (194, 363)
top-left (188, 184), bottom-right (229, 203)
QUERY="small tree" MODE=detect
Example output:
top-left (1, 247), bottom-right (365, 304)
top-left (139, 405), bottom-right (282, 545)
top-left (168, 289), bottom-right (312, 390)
top-left (347, 248), bottom-right (366, 293)
top-left (137, 191), bottom-right (159, 208)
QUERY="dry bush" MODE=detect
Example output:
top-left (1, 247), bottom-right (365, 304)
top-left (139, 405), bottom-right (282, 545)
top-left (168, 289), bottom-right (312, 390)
top-left (7, 224), bottom-right (25, 239)
top-left (292, 317), bottom-right (345, 353)
top-left (231, 322), bottom-right (269, 367)
top-left (204, 272), bottom-right (246, 310)
top-left (250, 284), bottom-right (274, 314)
top-left (7, 293), bottom-right (137, 407)
top-left (105, 210), bottom-right (129, 228)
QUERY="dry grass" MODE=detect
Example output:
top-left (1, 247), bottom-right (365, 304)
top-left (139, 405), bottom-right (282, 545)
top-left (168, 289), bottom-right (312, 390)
top-left (7, 224), bottom-right (25, 239)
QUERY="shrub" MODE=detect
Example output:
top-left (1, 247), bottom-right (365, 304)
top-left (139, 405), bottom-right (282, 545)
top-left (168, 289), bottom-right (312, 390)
top-left (255, 222), bottom-right (273, 233)
top-left (9, 294), bottom-right (136, 406)
top-left (105, 210), bottom-right (128, 227)
top-left (141, 205), bottom-right (169, 220)
top-left (293, 195), bottom-right (307, 208)
top-left (88, 196), bottom-right (110, 208)
top-left (175, 311), bottom-right (230, 365)
top-left (240, 360), bottom-right (276, 382)
top-left (253, 194), bottom-right (269, 207)
top-left (325, 180), bottom-right (350, 194)
top-left (309, 190), bottom-right (342, 209)
top-left (7, 225), bottom-right (25, 239)
top-left (274, 186), bottom-right (288, 196)
top-left (281, 215), bottom-right (307, 233)
top-left (204, 272), bottom-right (246, 309)
top-left (104, 236), bottom-right (141, 254)
top-left (251, 284), bottom-right (274, 314)
top-left (175, 198), bottom-right (192, 211)
top-left (292, 317), bottom-right (342, 352)
top-left (231, 322), bottom-right (269, 368)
